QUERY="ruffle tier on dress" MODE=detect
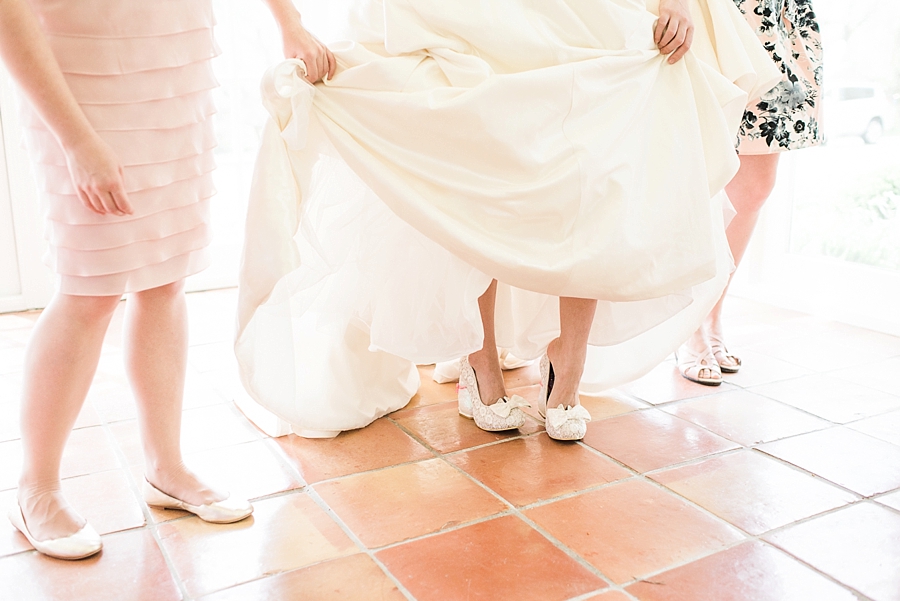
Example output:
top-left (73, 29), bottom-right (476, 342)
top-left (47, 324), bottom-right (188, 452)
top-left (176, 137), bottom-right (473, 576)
top-left (236, 0), bottom-right (781, 435)
top-left (21, 0), bottom-right (219, 295)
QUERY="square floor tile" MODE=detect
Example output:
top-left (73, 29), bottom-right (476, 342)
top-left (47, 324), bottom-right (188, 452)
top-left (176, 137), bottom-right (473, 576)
top-left (184, 439), bottom-right (303, 501)
top-left (525, 479), bottom-right (743, 584)
top-left (274, 418), bottom-right (432, 483)
top-left (0, 348), bottom-right (25, 375)
top-left (179, 403), bottom-right (262, 455)
top-left (650, 451), bottom-right (856, 535)
top-left (0, 314), bottom-right (36, 331)
top-left (619, 362), bottom-right (737, 406)
top-left (751, 374), bottom-right (900, 424)
top-left (188, 341), bottom-right (237, 374)
top-left (186, 289), bottom-right (238, 346)
top-left (404, 365), bottom-right (460, 410)
top-left (502, 362), bottom-right (541, 389)
top-left (717, 348), bottom-right (814, 389)
top-left (391, 401), bottom-right (541, 454)
top-left (59, 425), bottom-right (122, 479)
top-left (875, 489), bottom-right (900, 512)
top-left (315, 458), bottom-right (507, 548)
top-left (747, 331), bottom-right (893, 372)
top-left (377, 515), bottom-right (607, 601)
top-left (584, 592), bottom-right (633, 601)
top-left (663, 390), bottom-right (830, 446)
top-left (159, 492), bottom-right (357, 598)
top-left (848, 410), bottom-right (900, 447)
top-left (141, 440), bottom-right (303, 523)
top-left (0, 529), bottom-right (180, 601)
top-left (759, 427), bottom-right (900, 496)
top-left (626, 541), bottom-right (858, 601)
top-left (448, 434), bottom-right (630, 507)
top-left (198, 553), bottom-right (406, 601)
top-left (766, 503), bottom-right (900, 601)
top-left (582, 410), bottom-right (738, 473)
top-left (833, 356), bottom-right (900, 398)
top-left (59, 470), bottom-right (145, 536)
top-left (86, 375), bottom-right (138, 423)
top-left (0, 489), bottom-right (32, 558)
top-left (0, 439), bottom-right (21, 491)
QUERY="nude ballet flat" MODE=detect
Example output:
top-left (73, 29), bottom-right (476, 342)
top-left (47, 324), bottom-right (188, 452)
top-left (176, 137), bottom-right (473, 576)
top-left (143, 481), bottom-right (253, 524)
top-left (537, 354), bottom-right (591, 441)
top-left (458, 356), bottom-right (528, 431)
top-left (8, 505), bottom-right (101, 560)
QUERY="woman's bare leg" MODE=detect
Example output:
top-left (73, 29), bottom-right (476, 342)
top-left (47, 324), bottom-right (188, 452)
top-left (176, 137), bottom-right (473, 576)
top-left (123, 281), bottom-right (224, 505)
top-left (547, 297), bottom-right (597, 408)
top-left (684, 153), bottom-right (780, 365)
top-left (17, 293), bottom-right (121, 541)
top-left (467, 279), bottom-right (507, 405)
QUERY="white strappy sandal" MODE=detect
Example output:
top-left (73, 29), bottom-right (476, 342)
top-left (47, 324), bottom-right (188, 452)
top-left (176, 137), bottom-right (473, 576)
top-left (675, 344), bottom-right (723, 386)
top-left (709, 334), bottom-right (741, 373)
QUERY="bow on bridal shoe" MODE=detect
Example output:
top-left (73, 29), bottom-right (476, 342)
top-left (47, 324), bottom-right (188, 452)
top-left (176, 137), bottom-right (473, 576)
top-left (538, 354), bottom-right (591, 441)
top-left (458, 356), bottom-right (529, 431)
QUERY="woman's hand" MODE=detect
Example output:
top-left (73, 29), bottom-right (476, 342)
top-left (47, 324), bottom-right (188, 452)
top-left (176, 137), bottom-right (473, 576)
top-left (655, 0), bottom-right (694, 64)
top-left (280, 19), bottom-right (336, 83)
top-left (63, 134), bottom-right (133, 216)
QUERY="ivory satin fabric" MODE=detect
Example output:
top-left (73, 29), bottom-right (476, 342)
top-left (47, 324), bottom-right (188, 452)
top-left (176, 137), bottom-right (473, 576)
top-left (21, 0), bottom-right (218, 295)
top-left (236, 0), bottom-right (781, 435)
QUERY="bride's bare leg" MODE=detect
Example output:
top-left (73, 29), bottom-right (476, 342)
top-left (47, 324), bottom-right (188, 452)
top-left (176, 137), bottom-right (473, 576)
top-left (547, 297), bottom-right (597, 409)
top-left (124, 281), bottom-right (224, 506)
top-left (17, 293), bottom-right (120, 541)
top-left (467, 279), bottom-right (507, 406)
top-left (685, 153), bottom-right (780, 364)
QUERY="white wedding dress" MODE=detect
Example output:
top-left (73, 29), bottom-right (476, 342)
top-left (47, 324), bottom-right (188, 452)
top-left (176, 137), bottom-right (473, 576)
top-left (235, 0), bottom-right (779, 437)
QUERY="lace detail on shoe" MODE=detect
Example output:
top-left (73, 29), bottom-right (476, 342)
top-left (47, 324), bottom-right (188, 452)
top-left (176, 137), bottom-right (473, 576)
top-left (459, 356), bottom-right (528, 431)
top-left (538, 353), bottom-right (591, 441)
top-left (544, 404), bottom-right (591, 440)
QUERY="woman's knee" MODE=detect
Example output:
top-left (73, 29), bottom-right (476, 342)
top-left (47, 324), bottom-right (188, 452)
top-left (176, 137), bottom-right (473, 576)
top-left (132, 280), bottom-right (186, 305)
top-left (56, 293), bottom-right (122, 322)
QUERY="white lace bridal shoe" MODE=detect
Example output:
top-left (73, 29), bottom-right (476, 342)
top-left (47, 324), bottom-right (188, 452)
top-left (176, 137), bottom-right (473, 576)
top-left (8, 504), bottom-right (102, 560)
top-left (457, 356), bottom-right (529, 431)
top-left (537, 354), bottom-right (591, 441)
top-left (143, 481), bottom-right (253, 524)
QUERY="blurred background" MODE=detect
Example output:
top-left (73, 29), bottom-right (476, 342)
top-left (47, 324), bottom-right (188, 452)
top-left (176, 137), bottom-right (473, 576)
top-left (0, 0), bottom-right (897, 334)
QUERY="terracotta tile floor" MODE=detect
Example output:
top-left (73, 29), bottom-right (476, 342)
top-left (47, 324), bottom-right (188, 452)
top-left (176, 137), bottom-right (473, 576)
top-left (1, 288), bottom-right (899, 601)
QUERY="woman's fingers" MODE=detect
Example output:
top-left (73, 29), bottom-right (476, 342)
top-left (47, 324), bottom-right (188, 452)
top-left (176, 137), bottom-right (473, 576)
top-left (668, 27), bottom-right (694, 64)
top-left (110, 187), bottom-right (133, 216)
top-left (659, 24), bottom-right (686, 55)
top-left (654, 15), bottom-right (670, 46)
top-left (658, 19), bottom-right (680, 51)
top-left (326, 48), bottom-right (336, 80)
top-left (77, 188), bottom-right (103, 214)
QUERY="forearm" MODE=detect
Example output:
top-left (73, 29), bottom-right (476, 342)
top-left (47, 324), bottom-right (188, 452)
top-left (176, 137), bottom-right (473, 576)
top-left (0, 0), bottom-right (96, 151)
top-left (261, 0), bottom-right (303, 33)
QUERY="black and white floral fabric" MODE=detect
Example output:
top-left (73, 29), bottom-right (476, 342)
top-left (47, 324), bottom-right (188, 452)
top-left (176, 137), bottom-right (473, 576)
top-left (733, 0), bottom-right (823, 153)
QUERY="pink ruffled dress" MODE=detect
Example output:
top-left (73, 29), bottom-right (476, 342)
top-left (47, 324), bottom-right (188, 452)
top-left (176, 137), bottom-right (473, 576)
top-left (21, 0), bottom-right (219, 296)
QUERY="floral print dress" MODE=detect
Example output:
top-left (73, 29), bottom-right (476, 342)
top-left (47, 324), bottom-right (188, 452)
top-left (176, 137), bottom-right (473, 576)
top-left (733, 0), bottom-right (823, 153)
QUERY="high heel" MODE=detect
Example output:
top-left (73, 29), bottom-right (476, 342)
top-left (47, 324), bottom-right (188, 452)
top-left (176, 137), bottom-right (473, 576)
top-left (675, 344), bottom-right (723, 386)
top-left (8, 504), bottom-right (102, 560)
top-left (143, 480), bottom-right (253, 524)
top-left (709, 334), bottom-right (741, 373)
top-left (538, 354), bottom-right (591, 441)
top-left (458, 356), bottom-right (528, 431)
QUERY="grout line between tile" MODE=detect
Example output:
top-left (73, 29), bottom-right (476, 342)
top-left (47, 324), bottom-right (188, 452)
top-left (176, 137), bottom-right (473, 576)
top-left (257, 428), bottom-right (421, 601)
